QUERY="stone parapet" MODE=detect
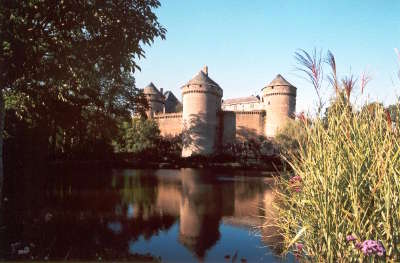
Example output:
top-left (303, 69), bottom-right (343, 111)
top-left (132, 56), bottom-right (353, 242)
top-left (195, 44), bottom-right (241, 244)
top-left (154, 113), bottom-right (183, 137)
top-left (233, 110), bottom-right (266, 116)
top-left (154, 112), bottom-right (183, 119)
top-left (181, 88), bottom-right (222, 97)
top-left (263, 92), bottom-right (296, 97)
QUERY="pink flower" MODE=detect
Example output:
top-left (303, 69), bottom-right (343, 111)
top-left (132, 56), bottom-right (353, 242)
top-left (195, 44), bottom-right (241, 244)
top-left (294, 243), bottom-right (304, 259)
top-left (296, 243), bottom-right (304, 251)
top-left (358, 240), bottom-right (385, 257)
top-left (289, 176), bottom-right (302, 192)
top-left (289, 175), bottom-right (302, 183)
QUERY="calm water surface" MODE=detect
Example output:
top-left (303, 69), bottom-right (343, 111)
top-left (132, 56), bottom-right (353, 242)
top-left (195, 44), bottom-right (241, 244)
top-left (1, 168), bottom-right (294, 262)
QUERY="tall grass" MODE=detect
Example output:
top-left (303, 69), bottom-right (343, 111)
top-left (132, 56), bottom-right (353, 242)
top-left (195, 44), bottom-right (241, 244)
top-left (269, 50), bottom-right (400, 262)
top-left (273, 97), bottom-right (400, 262)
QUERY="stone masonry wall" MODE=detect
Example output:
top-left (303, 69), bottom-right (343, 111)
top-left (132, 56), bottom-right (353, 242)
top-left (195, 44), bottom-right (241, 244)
top-left (154, 112), bottom-right (183, 137)
top-left (155, 110), bottom-right (266, 143)
top-left (220, 111), bottom-right (236, 145)
top-left (263, 85), bottom-right (296, 137)
top-left (181, 85), bottom-right (222, 157)
top-left (234, 110), bottom-right (266, 141)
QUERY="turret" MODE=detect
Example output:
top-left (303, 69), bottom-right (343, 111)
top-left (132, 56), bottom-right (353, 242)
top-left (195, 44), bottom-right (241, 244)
top-left (143, 82), bottom-right (165, 118)
top-left (181, 66), bottom-right (223, 157)
top-left (262, 74), bottom-right (296, 137)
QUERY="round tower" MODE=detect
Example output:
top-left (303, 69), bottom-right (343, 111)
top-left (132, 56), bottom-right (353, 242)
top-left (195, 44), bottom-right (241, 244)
top-left (181, 66), bottom-right (223, 157)
top-left (262, 74), bottom-right (296, 137)
top-left (143, 82), bottom-right (165, 118)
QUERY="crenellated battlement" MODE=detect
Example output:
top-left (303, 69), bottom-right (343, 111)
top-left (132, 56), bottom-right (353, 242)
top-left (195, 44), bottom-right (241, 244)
top-left (153, 112), bottom-right (183, 119)
top-left (231, 110), bottom-right (266, 116)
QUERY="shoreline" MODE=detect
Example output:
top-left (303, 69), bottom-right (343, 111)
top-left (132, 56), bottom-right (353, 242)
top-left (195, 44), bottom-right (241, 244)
top-left (47, 154), bottom-right (285, 172)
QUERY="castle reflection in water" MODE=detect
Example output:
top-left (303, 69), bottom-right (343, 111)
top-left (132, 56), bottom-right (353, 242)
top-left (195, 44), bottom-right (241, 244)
top-left (115, 169), bottom-right (281, 260)
top-left (2, 168), bottom-right (282, 261)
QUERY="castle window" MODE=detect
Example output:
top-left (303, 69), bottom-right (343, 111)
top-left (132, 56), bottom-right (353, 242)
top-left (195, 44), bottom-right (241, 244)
top-left (234, 105), bottom-right (237, 110)
top-left (250, 103), bottom-right (254, 109)
top-left (268, 101), bottom-right (270, 105)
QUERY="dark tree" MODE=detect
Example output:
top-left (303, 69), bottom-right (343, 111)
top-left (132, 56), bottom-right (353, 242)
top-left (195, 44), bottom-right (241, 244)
top-left (0, 0), bottom-right (166, 203)
top-left (386, 103), bottom-right (400, 125)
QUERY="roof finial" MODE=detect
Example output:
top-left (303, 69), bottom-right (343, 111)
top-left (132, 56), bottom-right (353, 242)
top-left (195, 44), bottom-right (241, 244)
top-left (202, 65), bottom-right (208, 76)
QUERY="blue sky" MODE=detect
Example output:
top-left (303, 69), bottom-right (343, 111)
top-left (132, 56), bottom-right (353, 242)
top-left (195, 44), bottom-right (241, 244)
top-left (134, 0), bottom-right (400, 113)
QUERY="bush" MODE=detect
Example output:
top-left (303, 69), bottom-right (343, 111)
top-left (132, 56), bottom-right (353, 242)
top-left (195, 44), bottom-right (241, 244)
top-left (274, 99), bottom-right (400, 262)
top-left (115, 118), bottom-right (161, 153)
top-left (114, 118), bottom-right (183, 161)
top-left (274, 118), bottom-right (307, 157)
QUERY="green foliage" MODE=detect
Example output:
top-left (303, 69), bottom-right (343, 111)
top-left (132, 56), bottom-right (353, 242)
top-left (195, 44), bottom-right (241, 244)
top-left (4, 93), bottom-right (116, 161)
top-left (275, 98), bottom-right (400, 262)
top-left (114, 119), bottom-right (182, 160)
top-left (221, 136), bottom-right (275, 162)
top-left (323, 90), bottom-right (352, 122)
top-left (274, 119), bottom-right (307, 157)
top-left (1, 0), bottom-right (166, 90)
top-left (116, 173), bottom-right (158, 208)
top-left (157, 134), bottom-right (183, 158)
top-left (117, 118), bottom-right (161, 153)
top-left (386, 103), bottom-right (400, 125)
top-left (0, 0), bottom-right (166, 161)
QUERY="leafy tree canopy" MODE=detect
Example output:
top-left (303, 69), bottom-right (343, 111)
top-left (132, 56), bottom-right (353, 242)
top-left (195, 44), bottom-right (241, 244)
top-left (1, 0), bottom-right (165, 91)
top-left (0, 0), bottom-right (166, 151)
top-left (1, 0), bottom-right (165, 131)
top-left (118, 118), bottom-right (161, 153)
top-left (0, 0), bottom-right (166, 181)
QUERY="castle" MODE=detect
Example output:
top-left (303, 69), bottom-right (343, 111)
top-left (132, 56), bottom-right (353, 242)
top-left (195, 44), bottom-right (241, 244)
top-left (143, 66), bottom-right (297, 157)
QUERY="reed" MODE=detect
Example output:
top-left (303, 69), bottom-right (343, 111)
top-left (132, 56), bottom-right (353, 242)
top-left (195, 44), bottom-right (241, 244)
top-left (269, 49), bottom-right (400, 262)
top-left (273, 97), bottom-right (400, 262)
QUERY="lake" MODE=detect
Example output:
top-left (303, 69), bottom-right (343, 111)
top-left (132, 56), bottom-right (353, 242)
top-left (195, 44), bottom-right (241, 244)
top-left (0, 168), bottom-right (294, 262)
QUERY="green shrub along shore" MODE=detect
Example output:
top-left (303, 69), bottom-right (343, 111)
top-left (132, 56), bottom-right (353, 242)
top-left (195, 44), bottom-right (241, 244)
top-left (270, 50), bottom-right (400, 262)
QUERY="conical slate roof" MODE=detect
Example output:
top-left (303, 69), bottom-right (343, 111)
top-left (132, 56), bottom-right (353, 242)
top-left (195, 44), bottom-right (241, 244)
top-left (143, 82), bottom-right (162, 95)
top-left (184, 70), bottom-right (221, 90)
top-left (266, 74), bottom-right (295, 87)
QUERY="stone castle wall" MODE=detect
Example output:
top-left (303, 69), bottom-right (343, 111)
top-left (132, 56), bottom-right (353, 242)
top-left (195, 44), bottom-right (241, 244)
top-left (146, 71), bottom-right (296, 156)
top-left (235, 110), bottom-right (266, 141)
top-left (153, 112), bottom-right (183, 137)
top-left (220, 111), bottom-right (236, 145)
top-left (155, 110), bottom-right (266, 143)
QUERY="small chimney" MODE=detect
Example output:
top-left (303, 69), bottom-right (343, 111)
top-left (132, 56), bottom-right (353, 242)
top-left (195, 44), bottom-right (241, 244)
top-left (202, 65), bottom-right (208, 76)
top-left (160, 88), bottom-right (163, 95)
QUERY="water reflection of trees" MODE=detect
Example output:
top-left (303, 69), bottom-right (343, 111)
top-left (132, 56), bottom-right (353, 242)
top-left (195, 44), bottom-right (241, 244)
top-left (234, 178), bottom-right (267, 200)
top-left (115, 171), bottom-right (159, 219)
top-left (1, 170), bottom-right (178, 261)
top-left (1, 169), bottom-right (281, 261)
